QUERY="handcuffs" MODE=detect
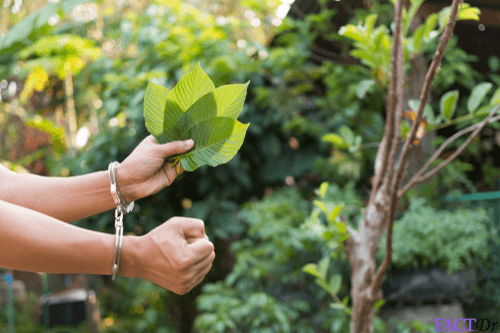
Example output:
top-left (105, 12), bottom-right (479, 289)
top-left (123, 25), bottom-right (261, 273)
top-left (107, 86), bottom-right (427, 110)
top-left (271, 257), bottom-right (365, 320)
top-left (108, 161), bottom-right (134, 280)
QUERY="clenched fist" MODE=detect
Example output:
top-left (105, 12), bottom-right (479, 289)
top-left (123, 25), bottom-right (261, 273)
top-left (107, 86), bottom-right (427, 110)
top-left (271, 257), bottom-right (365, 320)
top-left (121, 217), bottom-right (215, 294)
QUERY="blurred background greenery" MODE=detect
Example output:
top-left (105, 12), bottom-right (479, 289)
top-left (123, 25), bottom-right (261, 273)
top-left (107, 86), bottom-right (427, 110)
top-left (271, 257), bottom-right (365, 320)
top-left (1, 0), bottom-right (500, 332)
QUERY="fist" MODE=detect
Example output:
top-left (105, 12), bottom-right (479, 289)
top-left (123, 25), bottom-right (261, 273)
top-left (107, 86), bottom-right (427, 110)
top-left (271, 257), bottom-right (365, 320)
top-left (138, 217), bottom-right (215, 294)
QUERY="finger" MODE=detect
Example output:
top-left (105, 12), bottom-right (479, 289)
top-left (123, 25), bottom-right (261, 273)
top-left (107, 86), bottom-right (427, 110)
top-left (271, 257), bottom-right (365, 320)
top-left (159, 139), bottom-right (194, 159)
top-left (147, 135), bottom-right (157, 144)
top-left (162, 162), bottom-right (183, 186)
top-left (181, 218), bottom-right (207, 240)
top-left (190, 260), bottom-right (214, 289)
top-left (186, 233), bottom-right (208, 244)
top-left (190, 250), bottom-right (215, 270)
top-left (188, 239), bottom-right (214, 264)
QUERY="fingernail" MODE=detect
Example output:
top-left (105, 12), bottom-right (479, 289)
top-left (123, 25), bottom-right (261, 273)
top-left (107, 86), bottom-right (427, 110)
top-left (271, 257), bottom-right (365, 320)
top-left (185, 139), bottom-right (194, 146)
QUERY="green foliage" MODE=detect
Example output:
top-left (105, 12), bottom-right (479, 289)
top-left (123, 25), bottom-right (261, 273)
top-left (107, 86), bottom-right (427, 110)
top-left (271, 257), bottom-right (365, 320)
top-left (143, 64), bottom-right (250, 172)
top-left (0, 0), bottom-right (89, 56)
top-left (429, 36), bottom-right (482, 93)
top-left (95, 278), bottom-right (176, 333)
top-left (378, 198), bottom-right (493, 274)
top-left (194, 188), bottom-right (334, 332)
top-left (0, 291), bottom-right (91, 332)
top-left (339, 3), bottom-right (480, 90)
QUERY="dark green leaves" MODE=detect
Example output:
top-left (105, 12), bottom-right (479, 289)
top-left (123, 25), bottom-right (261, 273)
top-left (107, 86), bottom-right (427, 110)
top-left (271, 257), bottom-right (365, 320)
top-left (143, 64), bottom-right (250, 172)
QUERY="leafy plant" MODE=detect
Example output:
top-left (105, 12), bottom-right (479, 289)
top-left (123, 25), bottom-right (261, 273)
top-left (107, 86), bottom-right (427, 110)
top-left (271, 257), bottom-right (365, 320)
top-left (377, 198), bottom-right (493, 274)
top-left (194, 188), bottom-right (335, 333)
top-left (143, 63), bottom-right (250, 172)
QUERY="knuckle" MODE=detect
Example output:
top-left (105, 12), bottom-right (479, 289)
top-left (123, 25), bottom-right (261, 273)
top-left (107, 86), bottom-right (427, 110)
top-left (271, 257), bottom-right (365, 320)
top-left (179, 256), bottom-right (193, 270)
top-left (207, 242), bottom-right (215, 253)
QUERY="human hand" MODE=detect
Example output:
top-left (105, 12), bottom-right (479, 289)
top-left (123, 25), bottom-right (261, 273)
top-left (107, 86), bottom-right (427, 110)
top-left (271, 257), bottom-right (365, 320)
top-left (116, 135), bottom-right (194, 202)
top-left (135, 217), bottom-right (215, 294)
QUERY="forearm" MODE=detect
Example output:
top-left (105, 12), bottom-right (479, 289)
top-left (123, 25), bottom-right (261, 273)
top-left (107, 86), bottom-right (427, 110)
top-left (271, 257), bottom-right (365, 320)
top-left (0, 169), bottom-right (116, 222)
top-left (0, 199), bottom-right (140, 277)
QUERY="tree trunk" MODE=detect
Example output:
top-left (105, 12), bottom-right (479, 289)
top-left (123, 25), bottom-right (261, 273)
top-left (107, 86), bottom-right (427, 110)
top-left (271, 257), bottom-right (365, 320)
top-left (347, 187), bottom-right (387, 332)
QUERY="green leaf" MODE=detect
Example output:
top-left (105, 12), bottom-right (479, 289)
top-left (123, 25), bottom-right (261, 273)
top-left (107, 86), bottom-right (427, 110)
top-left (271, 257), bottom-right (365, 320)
top-left (412, 25), bottom-right (424, 51)
top-left (322, 133), bottom-right (349, 149)
top-left (364, 14), bottom-right (377, 36)
top-left (489, 56), bottom-right (500, 72)
top-left (163, 63), bottom-right (215, 142)
top-left (490, 87), bottom-right (500, 105)
top-left (338, 25), bottom-right (366, 43)
top-left (468, 82), bottom-right (493, 113)
top-left (458, 6), bottom-right (480, 21)
top-left (328, 204), bottom-right (344, 223)
top-left (329, 275), bottom-right (342, 294)
top-left (144, 80), bottom-right (169, 143)
top-left (336, 222), bottom-right (346, 235)
top-left (440, 90), bottom-right (459, 120)
top-left (313, 200), bottom-right (328, 216)
top-left (423, 13), bottom-right (438, 37)
top-left (330, 303), bottom-right (344, 310)
top-left (303, 264), bottom-right (322, 279)
top-left (401, 121), bottom-right (410, 139)
top-left (174, 82), bottom-right (249, 134)
top-left (318, 182), bottom-right (328, 198)
top-left (356, 79), bottom-right (375, 99)
top-left (374, 299), bottom-right (386, 310)
top-left (339, 126), bottom-right (355, 145)
top-left (409, 99), bottom-right (435, 124)
top-left (175, 117), bottom-right (249, 172)
top-left (318, 257), bottom-right (330, 277)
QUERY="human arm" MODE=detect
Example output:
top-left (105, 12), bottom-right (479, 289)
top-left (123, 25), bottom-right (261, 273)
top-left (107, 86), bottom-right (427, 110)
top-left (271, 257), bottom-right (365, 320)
top-left (0, 136), bottom-right (194, 223)
top-left (0, 199), bottom-right (215, 294)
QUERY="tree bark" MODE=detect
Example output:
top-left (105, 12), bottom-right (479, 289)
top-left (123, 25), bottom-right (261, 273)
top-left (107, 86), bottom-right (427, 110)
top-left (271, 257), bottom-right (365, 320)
top-left (347, 187), bottom-right (386, 333)
top-left (346, 1), bottom-right (465, 332)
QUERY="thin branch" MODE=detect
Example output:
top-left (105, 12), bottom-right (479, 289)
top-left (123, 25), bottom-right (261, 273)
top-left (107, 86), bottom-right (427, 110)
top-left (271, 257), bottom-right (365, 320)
top-left (370, 0), bottom-right (405, 296)
top-left (359, 142), bottom-right (380, 149)
top-left (398, 105), bottom-right (500, 197)
top-left (391, 0), bottom-right (464, 198)
top-left (369, 0), bottom-right (406, 204)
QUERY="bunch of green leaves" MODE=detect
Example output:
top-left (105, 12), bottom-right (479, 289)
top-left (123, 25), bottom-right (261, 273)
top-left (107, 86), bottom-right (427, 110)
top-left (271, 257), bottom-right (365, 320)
top-left (377, 198), bottom-right (492, 274)
top-left (144, 63), bottom-right (250, 172)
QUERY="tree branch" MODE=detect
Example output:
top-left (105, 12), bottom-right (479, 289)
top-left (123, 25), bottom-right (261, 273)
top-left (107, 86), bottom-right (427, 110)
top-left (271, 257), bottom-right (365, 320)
top-left (398, 105), bottom-right (500, 197)
top-left (370, 0), bottom-right (405, 297)
top-left (369, 0), bottom-right (406, 205)
top-left (391, 0), bottom-right (464, 196)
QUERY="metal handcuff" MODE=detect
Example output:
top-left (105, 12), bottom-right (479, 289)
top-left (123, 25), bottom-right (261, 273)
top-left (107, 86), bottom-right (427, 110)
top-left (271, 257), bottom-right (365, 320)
top-left (108, 161), bottom-right (134, 280)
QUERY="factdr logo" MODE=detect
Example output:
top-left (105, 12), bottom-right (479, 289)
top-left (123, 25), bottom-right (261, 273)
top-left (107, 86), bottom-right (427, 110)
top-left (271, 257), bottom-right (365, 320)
top-left (435, 318), bottom-right (498, 331)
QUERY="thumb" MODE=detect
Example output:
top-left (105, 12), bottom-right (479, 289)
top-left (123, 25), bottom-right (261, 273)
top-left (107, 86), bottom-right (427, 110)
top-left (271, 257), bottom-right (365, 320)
top-left (160, 139), bottom-right (194, 159)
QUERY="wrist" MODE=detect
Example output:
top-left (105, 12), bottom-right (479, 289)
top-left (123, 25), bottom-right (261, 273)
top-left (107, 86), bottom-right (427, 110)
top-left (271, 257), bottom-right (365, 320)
top-left (115, 164), bottom-right (138, 203)
top-left (118, 235), bottom-right (143, 278)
